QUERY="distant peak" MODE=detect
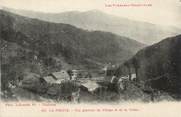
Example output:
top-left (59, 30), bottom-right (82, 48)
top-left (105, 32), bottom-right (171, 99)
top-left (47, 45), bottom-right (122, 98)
top-left (85, 9), bottom-right (105, 14)
top-left (87, 9), bottom-right (102, 12)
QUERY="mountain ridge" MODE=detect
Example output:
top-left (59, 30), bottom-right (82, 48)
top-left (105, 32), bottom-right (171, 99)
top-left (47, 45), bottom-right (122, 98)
top-left (115, 35), bottom-right (181, 98)
top-left (2, 7), bottom-right (181, 44)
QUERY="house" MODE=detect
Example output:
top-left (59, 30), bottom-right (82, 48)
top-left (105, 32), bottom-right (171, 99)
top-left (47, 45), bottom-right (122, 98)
top-left (43, 76), bottom-right (58, 84)
top-left (71, 70), bottom-right (81, 80)
top-left (131, 73), bottom-right (137, 81)
top-left (80, 80), bottom-right (100, 92)
top-left (119, 73), bottom-right (137, 80)
top-left (70, 69), bottom-right (86, 80)
top-left (102, 63), bottom-right (117, 76)
top-left (50, 70), bottom-right (70, 80)
top-left (43, 70), bottom-right (70, 84)
top-left (120, 75), bottom-right (129, 80)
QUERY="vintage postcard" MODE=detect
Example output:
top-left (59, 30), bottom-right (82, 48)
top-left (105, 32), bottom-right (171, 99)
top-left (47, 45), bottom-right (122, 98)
top-left (0, 0), bottom-right (181, 117)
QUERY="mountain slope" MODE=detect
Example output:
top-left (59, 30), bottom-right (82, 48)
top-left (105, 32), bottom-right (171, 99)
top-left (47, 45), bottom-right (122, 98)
top-left (0, 10), bottom-right (146, 92)
top-left (0, 10), bottom-right (144, 70)
top-left (116, 35), bottom-right (181, 98)
top-left (3, 7), bottom-right (181, 44)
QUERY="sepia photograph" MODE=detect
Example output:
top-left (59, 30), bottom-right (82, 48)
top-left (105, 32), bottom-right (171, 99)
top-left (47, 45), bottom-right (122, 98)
top-left (0, 0), bottom-right (181, 117)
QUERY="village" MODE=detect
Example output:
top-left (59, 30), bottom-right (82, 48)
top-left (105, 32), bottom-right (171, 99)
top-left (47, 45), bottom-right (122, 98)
top-left (3, 63), bottom-right (138, 103)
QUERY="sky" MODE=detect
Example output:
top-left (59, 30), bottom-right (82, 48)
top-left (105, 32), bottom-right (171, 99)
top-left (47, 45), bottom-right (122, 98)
top-left (0, 0), bottom-right (181, 28)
